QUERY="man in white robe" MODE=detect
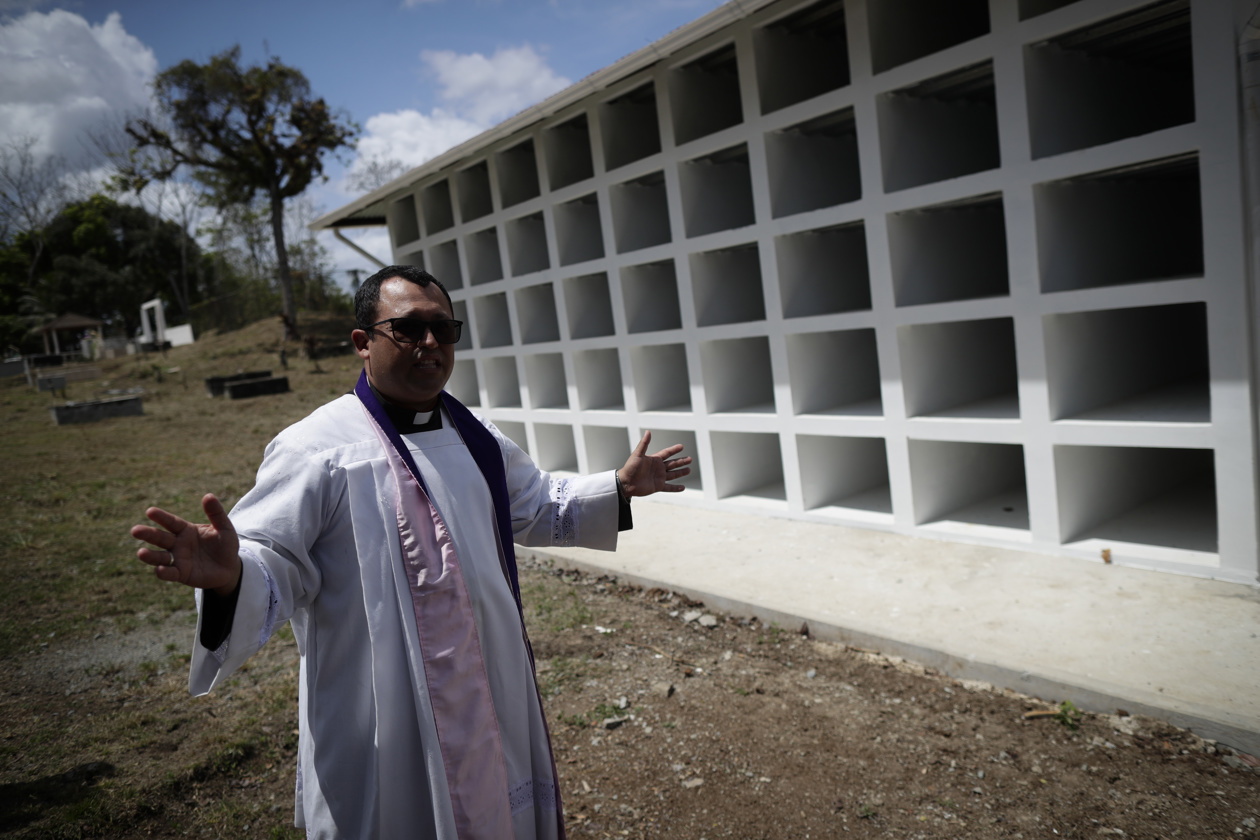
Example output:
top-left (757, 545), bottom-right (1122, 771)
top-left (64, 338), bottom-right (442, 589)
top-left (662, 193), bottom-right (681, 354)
top-left (130, 265), bottom-right (691, 839)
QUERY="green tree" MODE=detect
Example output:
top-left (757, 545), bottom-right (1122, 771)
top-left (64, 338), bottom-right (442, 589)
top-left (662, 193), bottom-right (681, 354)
top-left (124, 46), bottom-right (357, 339)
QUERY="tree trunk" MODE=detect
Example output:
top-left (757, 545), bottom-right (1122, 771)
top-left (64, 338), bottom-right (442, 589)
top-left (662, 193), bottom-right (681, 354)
top-left (268, 186), bottom-right (298, 340)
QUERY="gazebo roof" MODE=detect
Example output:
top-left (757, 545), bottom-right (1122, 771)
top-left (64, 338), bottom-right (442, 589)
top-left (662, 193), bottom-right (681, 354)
top-left (34, 313), bottom-right (104, 333)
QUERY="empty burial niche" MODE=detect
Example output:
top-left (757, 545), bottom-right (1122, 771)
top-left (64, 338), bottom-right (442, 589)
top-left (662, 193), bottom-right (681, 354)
top-left (670, 44), bottom-right (744, 146)
top-left (554, 194), bottom-right (605, 267)
top-left (420, 179), bottom-right (454, 234)
top-left (766, 109), bottom-right (860, 219)
top-left (1044, 302), bottom-right (1209, 422)
top-left (909, 440), bottom-right (1029, 529)
top-left (513, 282), bottom-right (560, 344)
top-left (776, 223), bottom-right (871, 319)
top-left (451, 300), bottom-right (472, 351)
top-left (868, 0), bottom-right (989, 74)
top-left (712, 432), bottom-right (785, 500)
top-left (679, 145), bottom-right (755, 238)
top-left (690, 244), bottom-right (765, 327)
top-left (446, 359), bottom-right (480, 407)
top-left (428, 240), bottom-right (462, 291)
top-left (1020, 0), bottom-right (1082, 19)
top-left (456, 161), bottom-right (494, 223)
top-left (1056, 445), bottom-right (1216, 552)
top-left (563, 273), bottom-right (616, 339)
top-left (786, 328), bottom-right (881, 415)
top-left (544, 114), bottom-right (595, 191)
top-left (584, 425), bottom-right (631, 473)
top-left (473, 292), bottom-right (513, 348)
top-left (1026, 0), bottom-right (1193, 159)
top-left (622, 260), bottom-right (682, 334)
top-left (898, 317), bottom-right (1019, 418)
top-left (464, 227), bottom-right (504, 286)
top-left (889, 193), bottom-right (1009, 307)
top-left (648, 428), bottom-right (701, 491)
top-left (797, 435), bottom-right (891, 513)
top-left (754, 0), bottom-right (850, 115)
top-left (600, 82), bottom-right (662, 171)
top-left (524, 353), bottom-right (568, 409)
top-left (700, 337), bottom-right (775, 414)
top-left (397, 248), bottom-right (425, 271)
top-left (505, 213), bottom-right (550, 277)
top-left (496, 139), bottom-right (541, 209)
top-left (483, 356), bottom-right (522, 408)
top-left (535, 423), bottom-right (579, 472)
top-left (388, 195), bottom-right (420, 247)
top-left (878, 62), bottom-right (1000, 193)
top-left (574, 348), bottom-right (624, 411)
top-left (495, 420), bottom-right (530, 455)
top-left (1036, 154), bottom-right (1202, 293)
top-left (630, 344), bottom-right (691, 412)
top-left (610, 171), bottom-right (671, 253)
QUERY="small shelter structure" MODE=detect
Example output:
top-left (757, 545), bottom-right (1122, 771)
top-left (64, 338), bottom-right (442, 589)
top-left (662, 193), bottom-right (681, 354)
top-left (32, 313), bottom-right (103, 355)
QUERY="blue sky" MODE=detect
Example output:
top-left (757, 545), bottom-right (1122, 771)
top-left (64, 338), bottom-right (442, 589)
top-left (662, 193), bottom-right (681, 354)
top-left (0, 0), bottom-right (727, 280)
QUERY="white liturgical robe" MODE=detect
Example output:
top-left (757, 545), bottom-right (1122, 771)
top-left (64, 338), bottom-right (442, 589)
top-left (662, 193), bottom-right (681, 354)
top-left (188, 393), bottom-right (621, 839)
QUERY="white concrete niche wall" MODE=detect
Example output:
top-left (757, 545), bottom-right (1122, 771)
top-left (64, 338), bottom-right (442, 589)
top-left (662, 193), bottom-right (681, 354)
top-left (908, 440), bottom-right (1029, 531)
top-left (888, 194), bottom-right (1009, 307)
top-left (429, 240), bottom-right (462, 290)
top-left (1025, 0), bottom-right (1194, 160)
top-left (484, 356), bottom-right (522, 408)
top-left (867, 0), bottom-right (990, 74)
top-left (1055, 445), bottom-right (1216, 554)
top-left (600, 82), bottom-right (662, 171)
top-left (786, 328), bottom-right (881, 416)
top-left (898, 318), bottom-right (1019, 419)
top-left (630, 344), bottom-right (691, 412)
top-left (496, 420), bottom-right (530, 455)
top-left (584, 425), bottom-right (631, 473)
top-left (514, 282), bottom-right (560, 345)
top-left (690, 244), bottom-right (765, 327)
top-left (473, 292), bottom-right (512, 348)
top-left (464, 227), bottom-right (504, 286)
top-left (622, 261), bottom-right (683, 334)
top-left (535, 423), bottom-right (579, 472)
top-left (388, 195), bottom-right (420, 248)
top-left (679, 145), bottom-right (756, 238)
top-left (446, 359), bottom-right (480, 407)
top-left (669, 44), bottom-right (743, 145)
top-left (544, 115), bottom-right (595, 191)
top-left (495, 139), bottom-right (541, 209)
top-left (451, 300), bottom-right (472, 351)
top-left (396, 248), bottom-right (424, 271)
top-left (775, 223), bottom-right (871, 318)
top-left (420, 179), bottom-right (454, 234)
top-left (563, 273), bottom-right (616, 339)
top-left (574, 348), bottom-right (625, 411)
top-left (455, 161), bottom-right (493, 223)
top-left (797, 434), bottom-right (891, 514)
top-left (505, 213), bottom-right (550, 277)
top-left (1043, 302), bottom-right (1209, 423)
top-left (524, 352), bottom-right (568, 409)
top-left (610, 172), bottom-right (672, 254)
top-left (554, 195), bottom-right (605, 267)
top-left (753, 0), bottom-right (849, 115)
top-left (712, 431), bottom-right (785, 501)
top-left (700, 337), bottom-right (775, 414)
top-left (765, 108), bottom-right (861, 219)
top-left (877, 62), bottom-right (1001, 193)
top-left (1035, 154), bottom-right (1203, 293)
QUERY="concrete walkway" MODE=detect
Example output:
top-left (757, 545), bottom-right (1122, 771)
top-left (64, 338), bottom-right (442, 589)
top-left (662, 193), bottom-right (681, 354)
top-left (520, 499), bottom-right (1260, 756)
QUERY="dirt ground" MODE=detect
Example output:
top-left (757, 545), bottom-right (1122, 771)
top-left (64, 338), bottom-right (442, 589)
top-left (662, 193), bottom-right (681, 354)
top-left (2, 556), bottom-right (1258, 839)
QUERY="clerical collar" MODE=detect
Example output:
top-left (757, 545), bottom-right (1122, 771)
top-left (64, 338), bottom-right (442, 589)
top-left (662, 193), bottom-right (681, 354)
top-left (367, 382), bottom-right (443, 434)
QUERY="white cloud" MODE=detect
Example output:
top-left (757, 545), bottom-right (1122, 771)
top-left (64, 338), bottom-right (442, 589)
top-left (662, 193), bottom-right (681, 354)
top-left (355, 108), bottom-right (483, 171)
top-left (0, 10), bottom-right (156, 165)
top-left (422, 44), bottom-right (570, 125)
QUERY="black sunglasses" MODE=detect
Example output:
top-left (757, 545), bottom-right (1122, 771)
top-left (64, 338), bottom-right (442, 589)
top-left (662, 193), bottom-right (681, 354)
top-left (367, 317), bottom-right (463, 345)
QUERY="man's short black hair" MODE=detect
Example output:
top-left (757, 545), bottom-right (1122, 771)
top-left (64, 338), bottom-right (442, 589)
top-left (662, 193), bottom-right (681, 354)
top-left (354, 265), bottom-right (454, 328)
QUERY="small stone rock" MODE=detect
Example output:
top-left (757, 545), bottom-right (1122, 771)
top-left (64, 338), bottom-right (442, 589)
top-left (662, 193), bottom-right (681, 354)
top-left (721, 650), bottom-right (733, 661)
top-left (601, 716), bottom-right (628, 730)
top-left (616, 696), bottom-right (628, 710)
top-left (681, 777), bottom-right (703, 789)
top-left (651, 681), bottom-right (675, 698)
top-left (682, 610), bottom-right (702, 624)
top-left (698, 614), bottom-right (718, 628)
top-left (806, 669), bottom-right (817, 679)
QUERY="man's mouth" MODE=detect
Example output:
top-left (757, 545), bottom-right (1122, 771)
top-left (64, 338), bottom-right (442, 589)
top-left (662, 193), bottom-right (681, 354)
top-left (414, 356), bottom-right (442, 369)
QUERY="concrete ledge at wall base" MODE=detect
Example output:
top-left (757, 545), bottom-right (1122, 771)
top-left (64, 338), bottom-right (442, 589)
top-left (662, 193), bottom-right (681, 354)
top-left (516, 547), bottom-right (1260, 759)
top-left (205, 371), bottom-right (273, 397)
top-left (50, 396), bottom-right (143, 425)
top-left (226, 376), bottom-right (289, 399)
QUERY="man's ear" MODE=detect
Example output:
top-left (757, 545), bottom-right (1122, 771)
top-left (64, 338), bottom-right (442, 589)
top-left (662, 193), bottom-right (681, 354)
top-left (351, 329), bottom-right (371, 361)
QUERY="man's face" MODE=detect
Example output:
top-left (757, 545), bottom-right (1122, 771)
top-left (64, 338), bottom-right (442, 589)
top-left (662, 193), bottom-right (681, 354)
top-left (352, 276), bottom-right (455, 412)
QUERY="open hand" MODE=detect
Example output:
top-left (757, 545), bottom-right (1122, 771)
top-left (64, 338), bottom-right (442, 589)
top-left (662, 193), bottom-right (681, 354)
top-left (131, 493), bottom-right (242, 596)
top-left (617, 430), bottom-right (693, 497)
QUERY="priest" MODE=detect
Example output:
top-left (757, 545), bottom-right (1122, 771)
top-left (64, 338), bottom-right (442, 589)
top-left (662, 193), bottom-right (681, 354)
top-left (130, 265), bottom-right (692, 839)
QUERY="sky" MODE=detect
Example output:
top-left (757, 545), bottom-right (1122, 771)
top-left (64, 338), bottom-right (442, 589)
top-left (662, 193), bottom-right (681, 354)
top-left (0, 0), bottom-right (728, 287)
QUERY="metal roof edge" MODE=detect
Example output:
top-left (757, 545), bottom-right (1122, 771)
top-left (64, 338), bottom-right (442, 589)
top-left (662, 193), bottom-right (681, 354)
top-left (310, 0), bottom-right (773, 232)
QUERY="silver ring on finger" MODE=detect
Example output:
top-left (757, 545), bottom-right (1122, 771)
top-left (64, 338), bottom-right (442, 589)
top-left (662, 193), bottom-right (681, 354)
top-left (167, 555), bottom-right (176, 567)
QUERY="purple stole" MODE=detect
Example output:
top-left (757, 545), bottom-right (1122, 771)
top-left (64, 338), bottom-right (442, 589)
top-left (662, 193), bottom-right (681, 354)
top-left (354, 371), bottom-right (565, 838)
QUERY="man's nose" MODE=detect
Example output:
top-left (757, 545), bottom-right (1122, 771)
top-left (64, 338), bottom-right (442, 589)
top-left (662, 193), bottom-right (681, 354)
top-left (419, 327), bottom-right (440, 348)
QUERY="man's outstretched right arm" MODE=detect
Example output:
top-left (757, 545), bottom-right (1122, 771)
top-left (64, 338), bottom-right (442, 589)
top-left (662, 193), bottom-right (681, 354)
top-left (131, 493), bottom-right (243, 595)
